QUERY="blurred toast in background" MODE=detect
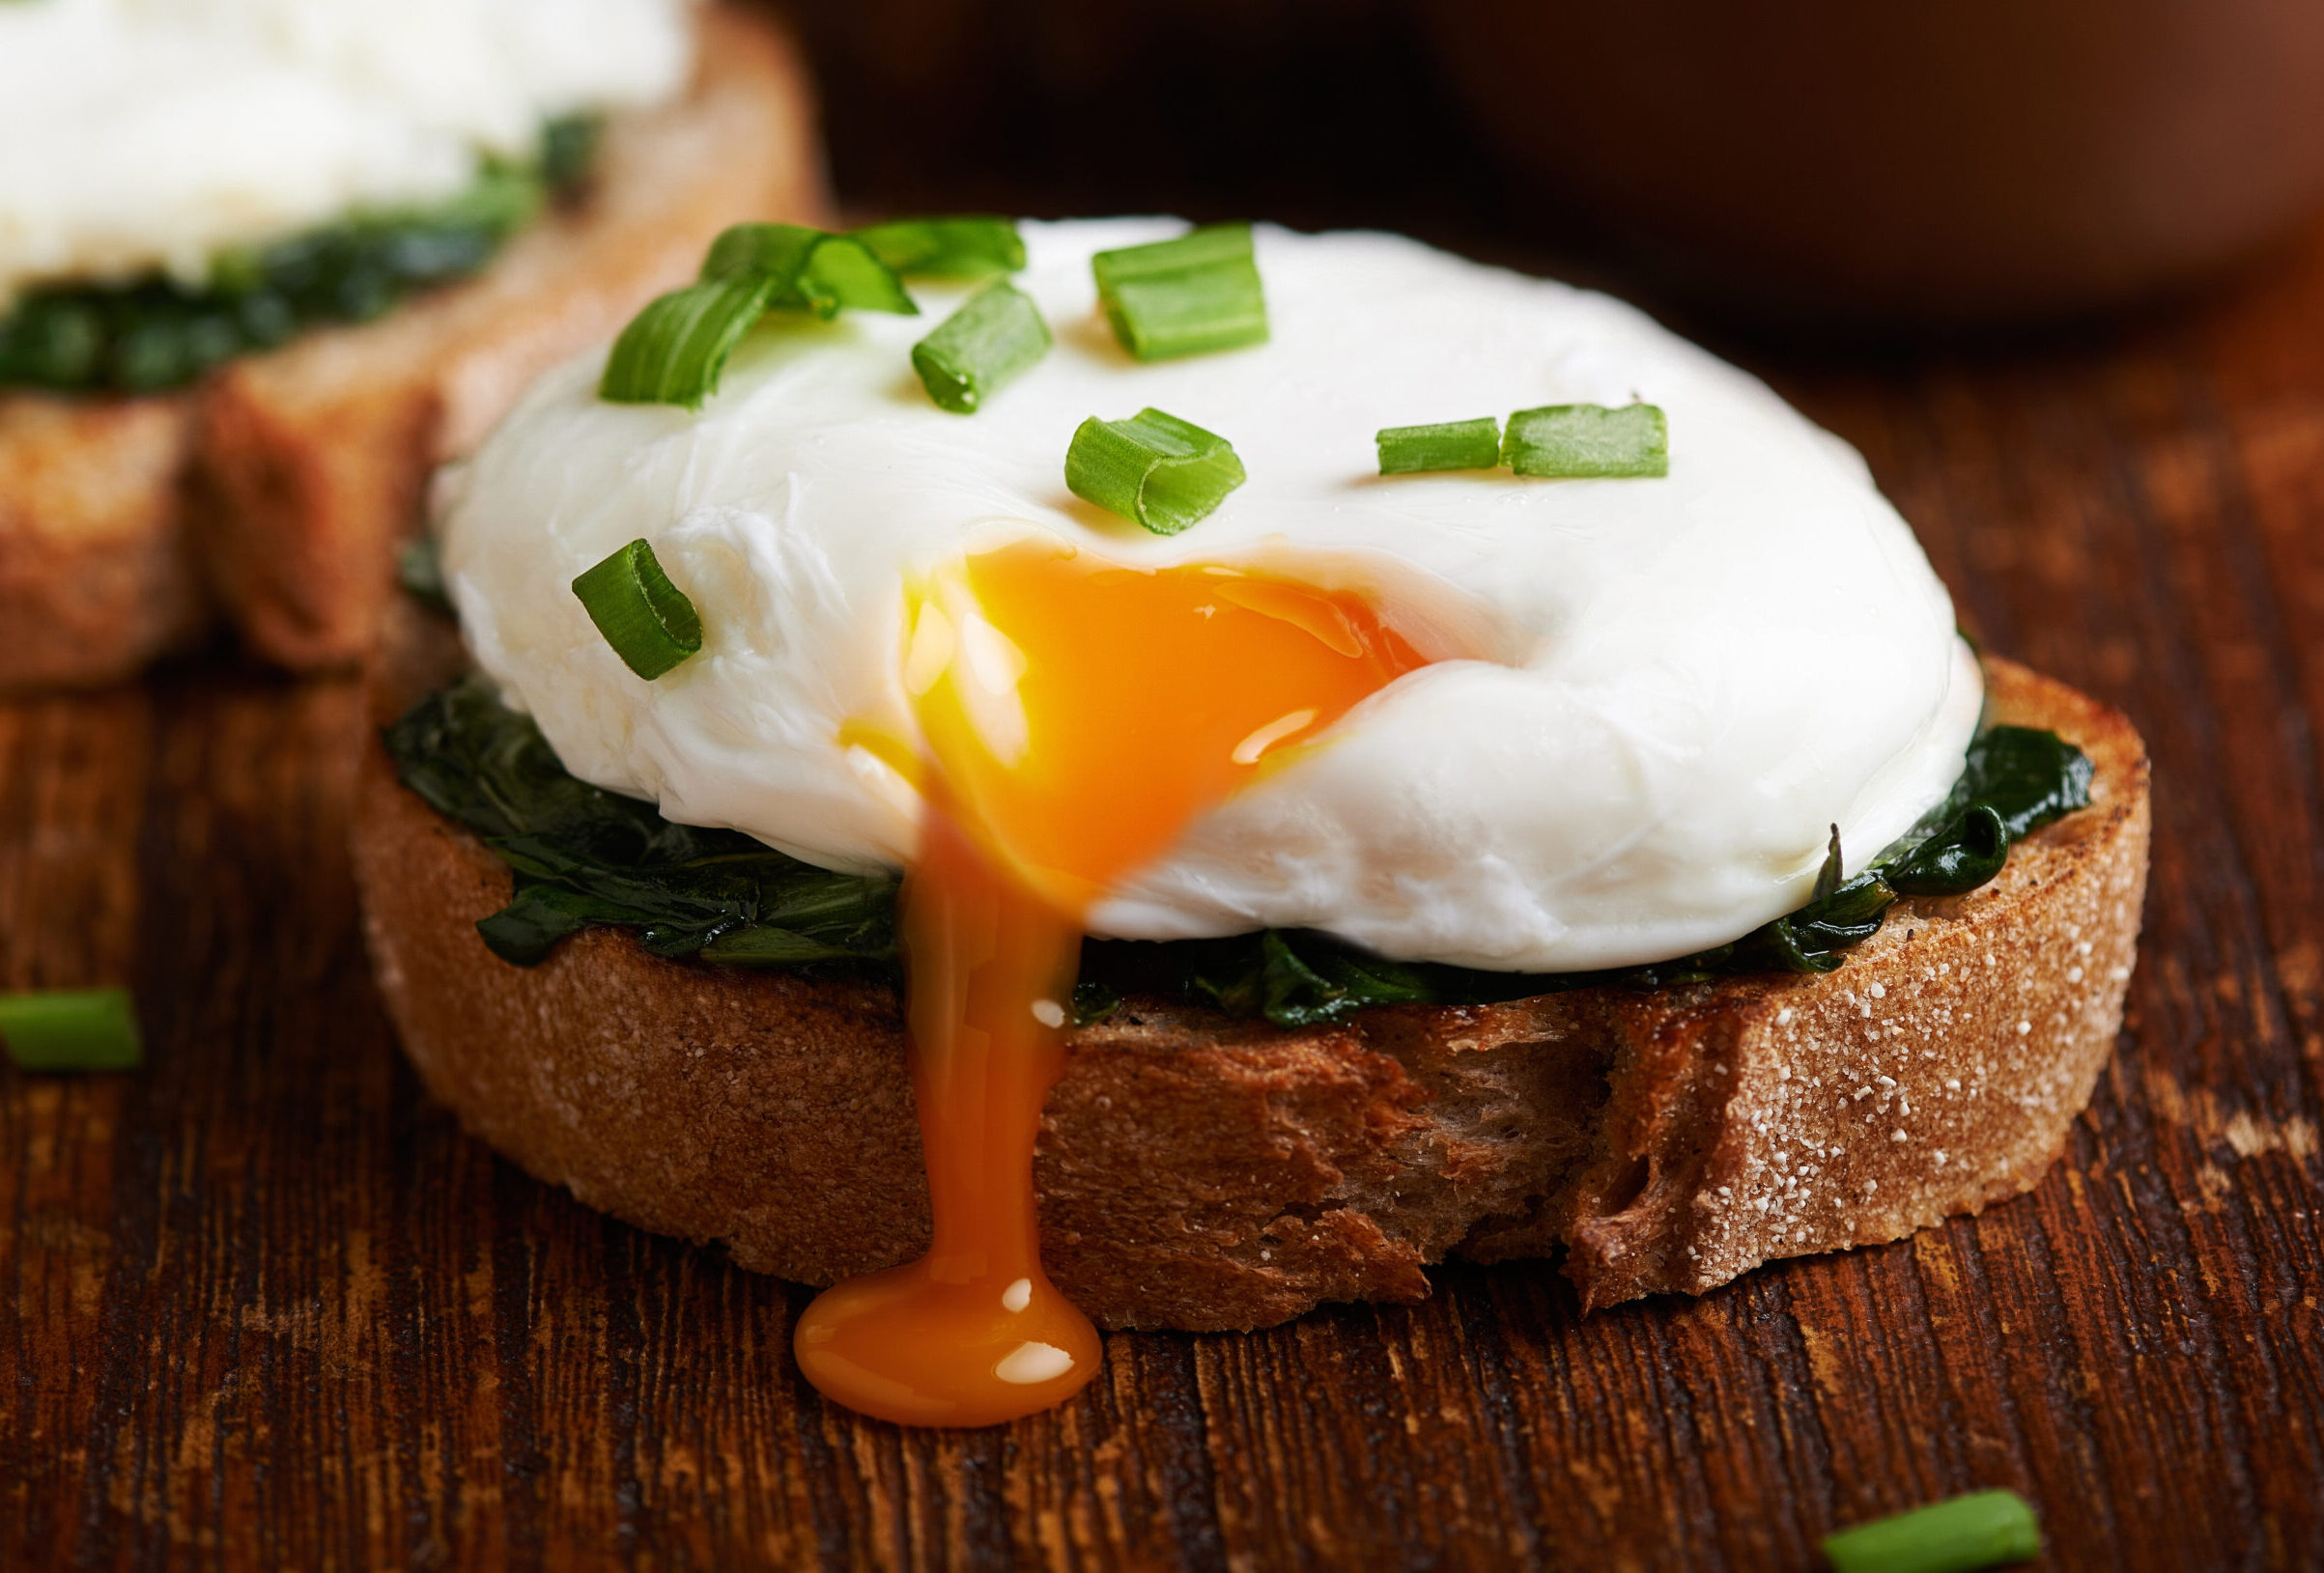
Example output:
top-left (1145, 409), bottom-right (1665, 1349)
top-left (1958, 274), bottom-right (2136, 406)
top-left (0, 7), bottom-right (826, 690)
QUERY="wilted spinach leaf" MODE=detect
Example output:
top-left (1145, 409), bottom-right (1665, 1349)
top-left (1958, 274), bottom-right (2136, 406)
top-left (1885, 802), bottom-right (2009, 895)
top-left (1956, 725), bottom-right (2095, 838)
top-left (386, 678), bottom-right (2093, 1030)
top-left (386, 679), bottom-right (896, 968)
top-left (1069, 977), bottom-right (1121, 1027)
top-left (1152, 722), bottom-right (2092, 1025)
top-left (1186, 931), bottom-right (1439, 1026)
top-left (1, 119), bottom-right (598, 396)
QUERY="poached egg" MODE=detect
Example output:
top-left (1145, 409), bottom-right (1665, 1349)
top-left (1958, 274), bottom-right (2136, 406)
top-left (442, 219), bottom-right (1983, 976)
top-left (438, 218), bottom-right (1987, 1423)
top-left (0, 0), bottom-right (694, 304)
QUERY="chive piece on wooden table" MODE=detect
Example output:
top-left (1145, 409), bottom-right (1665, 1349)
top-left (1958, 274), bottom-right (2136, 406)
top-left (1822, 1490), bottom-right (2042, 1573)
top-left (0, 989), bottom-right (144, 1073)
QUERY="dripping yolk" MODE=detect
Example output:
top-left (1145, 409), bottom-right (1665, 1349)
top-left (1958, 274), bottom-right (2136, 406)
top-left (794, 537), bottom-right (1436, 1427)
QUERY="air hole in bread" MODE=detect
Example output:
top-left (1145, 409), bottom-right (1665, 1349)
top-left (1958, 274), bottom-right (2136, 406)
top-left (1598, 1155), bottom-right (1653, 1217)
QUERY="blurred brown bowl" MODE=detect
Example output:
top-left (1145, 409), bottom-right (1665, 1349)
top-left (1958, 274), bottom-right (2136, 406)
top-left (1421, 0), bottom-right (2324, 330)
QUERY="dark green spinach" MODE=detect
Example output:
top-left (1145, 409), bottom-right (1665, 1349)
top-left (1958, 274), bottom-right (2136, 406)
top-left (1, 117), bottom-right (598, 395)
top-left (384, 682), bottom-right (2092, 1028)
top-left (387, 678), bottom-right (895, 969)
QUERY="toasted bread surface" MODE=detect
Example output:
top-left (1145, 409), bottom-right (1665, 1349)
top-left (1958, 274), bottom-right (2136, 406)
top-left (354, 646), bottom-right (2150, 1330)
top-left (0, 394), bottom-right (205, 688)
top-left (0, 9), bottom-right (823, 690)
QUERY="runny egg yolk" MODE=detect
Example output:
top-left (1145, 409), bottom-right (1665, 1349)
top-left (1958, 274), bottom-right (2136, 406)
top-left (792, 536), bottom-right (1437, 1426)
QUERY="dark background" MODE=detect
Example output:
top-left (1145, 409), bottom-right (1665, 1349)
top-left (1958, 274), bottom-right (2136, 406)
top-left (788, 0), bottom-right (1488, 227)
top-left (779, 0), bottom-right (2324, 341)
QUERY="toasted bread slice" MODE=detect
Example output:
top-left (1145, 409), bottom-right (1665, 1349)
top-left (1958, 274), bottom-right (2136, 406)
top-left (353, 634), bottom-right (2149, 1330)
top-left (0, 8), bottom-right (823, 690)
top-left (0, 394), bottom-right (204, 688)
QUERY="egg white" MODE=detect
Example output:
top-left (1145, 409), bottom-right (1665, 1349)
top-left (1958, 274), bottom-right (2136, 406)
top-left (439, 219), bottom-right (1982, 972)
top-left (0, 0), bottom-right (694, 302)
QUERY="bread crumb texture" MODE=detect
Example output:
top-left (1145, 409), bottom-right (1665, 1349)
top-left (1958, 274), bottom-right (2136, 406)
top-left (355, 655), bottom-right (2151, 1331)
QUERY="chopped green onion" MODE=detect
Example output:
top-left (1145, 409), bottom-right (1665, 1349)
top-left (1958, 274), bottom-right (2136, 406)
top-left (1822, 1491), bottom-right (2041, 1573)
top-left (1091, 223), bottom-right (1267, 361)
top-left (602, 223), bottom-right (919, 407)
top-left (1376, 417), bottom-right (1502, 475)
top-left (597, 273), bottom-right (779, 408)
top-left (0, 989), bottom-right (143, 1073)
top-left (703, 223), bottom-right (918, 319)
top-left (1502, 403), bottom-right (1668, 478)
top-left (911, 282), bottom-right (1051, 413)
top-left (571, 539), bottom-right (703, 680)
top-left (701, 221), bottom-right (820, 285)
top-left (1094, 224), bottom-right (1255, 283)
top-left (795, 235), bottom-right (919, 318)
top-left (1065, 407), bottom-right (1247, 535)
top-left (851, 216), bottom-right (1026, 277)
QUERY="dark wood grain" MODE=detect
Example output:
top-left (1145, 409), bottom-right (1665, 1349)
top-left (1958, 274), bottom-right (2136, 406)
top-left (10, 232), bottom-right (2324, 1573)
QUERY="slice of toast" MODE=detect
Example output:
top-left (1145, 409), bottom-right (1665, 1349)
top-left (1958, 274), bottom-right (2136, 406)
top-left (353, 635), bottom-right (2150, 1331)
top-left (0, 8), bottom-right (824, 690)
top-left (0, 394), bottom-right (203, 688)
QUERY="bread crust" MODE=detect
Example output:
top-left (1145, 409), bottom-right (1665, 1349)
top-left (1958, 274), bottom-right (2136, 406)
top-left (0, 9), bottom-right (823, 690)
top-left (354, 650), bottom-right (2150, 1330)
top-left (0, 394), bottom-right (205, 688)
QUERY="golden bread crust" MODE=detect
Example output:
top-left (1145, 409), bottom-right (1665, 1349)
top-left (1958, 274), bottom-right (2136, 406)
top-left (0, 9), bottom-right (823, 689)
top-left (0, 394), bottom-right (205, 688)
top-left (353, 649), bottom-right (2150, 1330)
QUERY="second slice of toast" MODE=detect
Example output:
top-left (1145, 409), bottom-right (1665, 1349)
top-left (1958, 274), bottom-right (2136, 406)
top-left (0, 8), bottom-right (825, 690)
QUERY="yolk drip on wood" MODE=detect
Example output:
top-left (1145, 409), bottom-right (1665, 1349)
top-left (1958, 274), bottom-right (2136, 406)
top-left (795, 537), bottom-right (1434, 1426)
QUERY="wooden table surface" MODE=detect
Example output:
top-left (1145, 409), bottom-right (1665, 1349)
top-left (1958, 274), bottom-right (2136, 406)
top-left (9, 228), bottom-right (2324, 1573)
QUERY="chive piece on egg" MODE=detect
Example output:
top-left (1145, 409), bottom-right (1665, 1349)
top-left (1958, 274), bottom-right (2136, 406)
top-left (571, 539), bottom-right (703, 680)
top-left (1095, 223), bottom-right (1255, 280)
top-left (913, 282), bottom-right (1052, 414)
top-left (794, 234), bottom-right (920, 318)
top-left (704, 223), bottom-right (918, 319)
top-left (1502, 402), bottom-right (1668, 478)
top-left (597, 272), bottom-right (780, 409)
top-left (602, 223), bottom-right (921, 408)
top-left (1376, 417), bottom-right (1502, 475)
top-left (852, 216), bottom-right (1027, 278)
top-left (700, 221), bottom-right (822, 286)
top-left (1821, 1490), bottom-right (2042, 1573)
top-left (0, 989), bottom-right (144, 1073)
top-left (1065, 407), bottom-right (1247, 535)
top-left (1091, 224), bottom-right (1268, 362)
